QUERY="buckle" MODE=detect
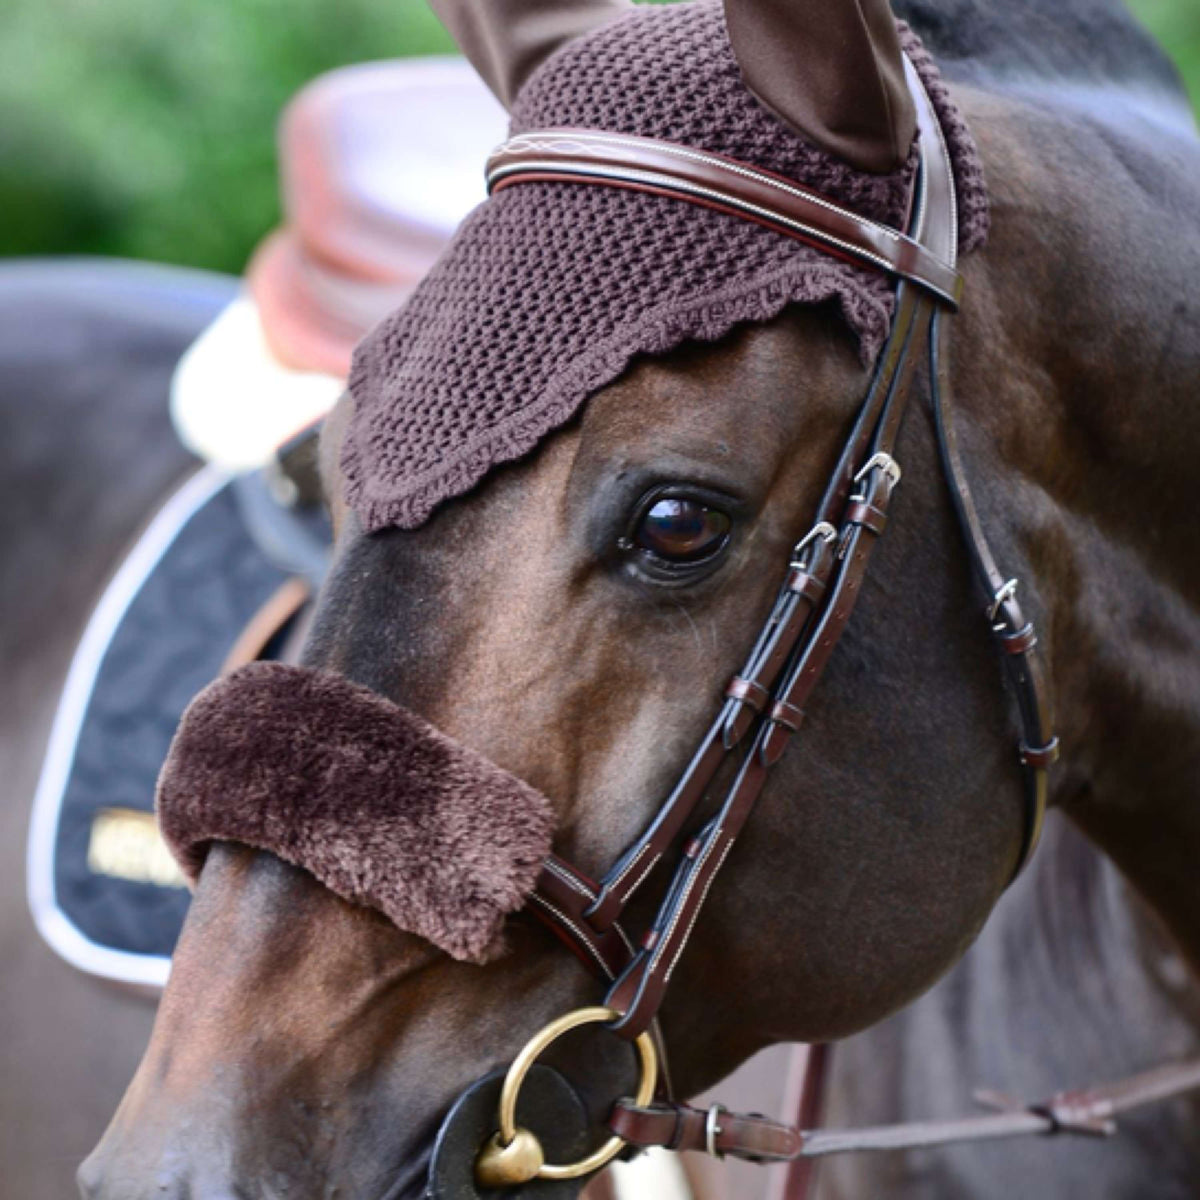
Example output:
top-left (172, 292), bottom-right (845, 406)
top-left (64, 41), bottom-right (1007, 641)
top-left (705, 1103), bottom-right (727, 1158)
top-left (789, 521), bottom-right (837, 568)
top-left (987, 578), bottom-right (1019, 624)
top-left (852, 451), bottom-right (902, 488)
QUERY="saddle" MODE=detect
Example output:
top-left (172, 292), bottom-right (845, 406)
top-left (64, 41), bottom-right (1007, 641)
top-left (27, 462), bottom-right (324, 988)
top-left (172, 59), bottom-right (507, 470)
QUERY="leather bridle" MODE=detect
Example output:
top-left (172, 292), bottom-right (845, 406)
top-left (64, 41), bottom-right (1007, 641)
top-left (470, 56), bottom-right (1074, 1189)
top-left (494, 62), bottom-right (1058, 1033)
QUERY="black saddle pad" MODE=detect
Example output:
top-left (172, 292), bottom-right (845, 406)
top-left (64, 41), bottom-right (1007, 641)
top-left (27, 465), bottom-right (322, 986)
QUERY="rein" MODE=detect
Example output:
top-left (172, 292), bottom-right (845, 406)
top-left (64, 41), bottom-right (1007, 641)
top-left (464, 55), bottom-right (1199, 1193)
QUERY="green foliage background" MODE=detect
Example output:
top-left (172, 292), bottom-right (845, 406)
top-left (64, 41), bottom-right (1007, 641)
top-left (1, 0), bottom-right (1196, 275)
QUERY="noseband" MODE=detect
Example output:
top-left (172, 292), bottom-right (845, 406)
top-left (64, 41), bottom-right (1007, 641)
top-left (469, 59), bottom-right (1061, 1188)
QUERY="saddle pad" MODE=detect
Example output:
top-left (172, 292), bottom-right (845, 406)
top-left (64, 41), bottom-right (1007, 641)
top-left (26, 466), bottom-right (302, 988)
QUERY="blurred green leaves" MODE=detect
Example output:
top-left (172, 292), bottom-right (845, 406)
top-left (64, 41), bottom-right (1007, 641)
top-left (0, 0), bottom-right (1196, 275)
top-left (1131, 0), bottom-right (1200, 111)
top-left (0, 0), bottom-right (452, 270)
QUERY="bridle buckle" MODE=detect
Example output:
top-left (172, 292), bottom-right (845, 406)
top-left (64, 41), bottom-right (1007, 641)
top-left (853, 451), bottom-right (902, 489)
top-left (987, 577), bottom-right (1019, 624)
top-left (790, 521), bottom-right (837, 568)
top-left (705, 1103), bottom-right (727, 1159)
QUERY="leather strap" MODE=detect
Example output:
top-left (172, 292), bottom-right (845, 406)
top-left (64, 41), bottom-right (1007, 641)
top-left (927, 311), bottom-right (1057, 875)
top-left (609, 1055), bottom-right (1200, 1162)
top-left (605, 287), bottom-right (933, 1037)
top-left (487, 130), bottom-right (963, 307)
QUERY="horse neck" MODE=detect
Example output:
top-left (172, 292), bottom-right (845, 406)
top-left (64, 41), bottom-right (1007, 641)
top-left (823, 814), bottom-right (1200, 1200)
top-left (1012, 815), bottom-right (1200, 1043)
top-left (896, 0), bottom-right (1186, 101)
top-left (954, 82), bottom-right (1200, 972)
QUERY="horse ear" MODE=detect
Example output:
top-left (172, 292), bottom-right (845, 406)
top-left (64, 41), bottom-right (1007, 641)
top-left (429, 0), bottom-right (632, 110)
top-left (722, 0), bottom-right (916, 173)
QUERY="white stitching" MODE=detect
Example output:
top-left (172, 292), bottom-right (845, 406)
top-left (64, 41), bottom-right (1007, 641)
top-left (662, 840), bottom-right (735, 986)
top-left (495, 131), bottom-right (905, 243)
top-left (604, 841), bottom-right (652, 896)
top-left (543, 857), bottom-right (598, 901)
top-left (487, 160), bottom-right (937, 288)
top-left (621, 851), bottom-right (661, 902)
top-left (528, 893), bottom-right (614, 980)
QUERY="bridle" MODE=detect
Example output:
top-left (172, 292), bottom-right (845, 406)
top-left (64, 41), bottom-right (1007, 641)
top-left (460, 55), bottom-right (1196, 1193)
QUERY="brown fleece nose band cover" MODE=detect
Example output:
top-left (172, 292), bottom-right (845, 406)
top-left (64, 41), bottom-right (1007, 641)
top-left (156, 662), bottom-right (555, 962)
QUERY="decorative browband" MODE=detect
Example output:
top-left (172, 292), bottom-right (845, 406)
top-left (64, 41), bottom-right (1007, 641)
top-left (485, 128), bottom-right (963, 308)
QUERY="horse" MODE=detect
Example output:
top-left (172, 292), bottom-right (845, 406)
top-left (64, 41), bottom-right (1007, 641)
top-left (80, 0), bottom-right (1200, 1196)
top-left (0, 258), bottom-right (233, 1199)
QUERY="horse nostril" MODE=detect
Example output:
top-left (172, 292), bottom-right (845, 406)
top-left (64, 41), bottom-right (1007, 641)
top-left (75, 1153), bottom-right (104, 1200)
top-left (77, 1153), bottom-right (221, 1200)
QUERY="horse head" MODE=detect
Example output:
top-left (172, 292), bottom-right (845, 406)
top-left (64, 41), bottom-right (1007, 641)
top-left (82, 1), bottom-right (1080, 1196)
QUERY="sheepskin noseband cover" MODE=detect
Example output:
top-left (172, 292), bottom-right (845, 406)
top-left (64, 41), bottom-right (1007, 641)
top-left (342, 2), bottom-right (989, 532)
top-left (156, 662), bottom-right (554, 962)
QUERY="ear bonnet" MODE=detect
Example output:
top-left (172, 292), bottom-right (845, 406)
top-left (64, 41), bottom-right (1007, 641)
top-left (342, 1), bottom-right (987, 532)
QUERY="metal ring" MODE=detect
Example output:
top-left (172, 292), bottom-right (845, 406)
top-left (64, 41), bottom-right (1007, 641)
top-left (491, 1005), bottom-right (659, 1182)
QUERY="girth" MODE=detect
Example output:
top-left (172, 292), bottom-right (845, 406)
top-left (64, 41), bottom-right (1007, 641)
top-left (468, 54), bottom-right (1065, 1192)
top-left (495, 57), bottom-right (1058, 1043)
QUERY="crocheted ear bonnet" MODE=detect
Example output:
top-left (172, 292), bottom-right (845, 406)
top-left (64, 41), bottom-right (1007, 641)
top-left (343, 1), bottom-right (988, 533)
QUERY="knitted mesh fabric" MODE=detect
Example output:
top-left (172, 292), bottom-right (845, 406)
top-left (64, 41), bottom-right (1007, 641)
top-left (344, 3), bottom-right (988, 532)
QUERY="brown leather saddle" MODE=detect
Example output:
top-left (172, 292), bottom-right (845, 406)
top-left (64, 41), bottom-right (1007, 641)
top-left (246, 59), bottom-right (506, 378)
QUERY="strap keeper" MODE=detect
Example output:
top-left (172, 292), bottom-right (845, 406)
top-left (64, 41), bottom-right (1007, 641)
top-left (725, 676), bottom-right (769, 713)
top-left (769, 699), bottom-right (804, 732)
top-left (845, 498), bottom-right (888, 537)
top-left (998, 622), bottom-right (1038, 655)
top-left (786, 566), bottom-right (827, 604)
top-left (1019, 737), bottom-right (1060, 770)
top-left (666, 1104), bottom-right (688, 1151)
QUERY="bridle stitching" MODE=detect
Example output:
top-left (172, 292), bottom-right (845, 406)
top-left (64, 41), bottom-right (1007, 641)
top-left (527, 893), bottom-right (616, 980)
top-left (646, 831), bottom-right (730, 982)
top-left (600, 841), bottom-right (652, 895)
top-left (660, 840), bottom-right (735, 987)
top-left (614, 846), bottom-right (661, 903)
top-left (496, 131), bottom-right (908, 245)
top-left (489, 161), bottom-right (900, 277)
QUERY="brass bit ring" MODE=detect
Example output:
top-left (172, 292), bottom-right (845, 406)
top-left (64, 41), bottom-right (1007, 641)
top-left (474, 1005), bottom-right (658, 1186)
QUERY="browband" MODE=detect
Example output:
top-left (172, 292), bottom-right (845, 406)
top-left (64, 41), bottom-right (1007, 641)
top-left (486, 130), bottom-right (963, 308)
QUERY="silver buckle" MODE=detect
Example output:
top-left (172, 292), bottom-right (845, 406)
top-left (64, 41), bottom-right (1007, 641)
top-left (705, 1103), bottom-right (726, 1158)
top-left (853, 451), bottom-right (902, 488)
top-left (790, 521), bottom-right (837, 568)
top-left (987, 578), bottom-right (1019, 624)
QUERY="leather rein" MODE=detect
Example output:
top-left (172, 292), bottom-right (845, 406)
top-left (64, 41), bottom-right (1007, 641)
top-left (466, 59), bottom-right (1200, 1190)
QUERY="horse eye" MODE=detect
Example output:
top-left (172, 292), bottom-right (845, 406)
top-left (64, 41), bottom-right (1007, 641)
top-left (633, 497), bottom-right (731, 563)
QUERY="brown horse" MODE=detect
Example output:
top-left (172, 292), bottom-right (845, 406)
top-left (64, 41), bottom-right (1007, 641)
top-left (82, 0), bottom-right (1200, 1197)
